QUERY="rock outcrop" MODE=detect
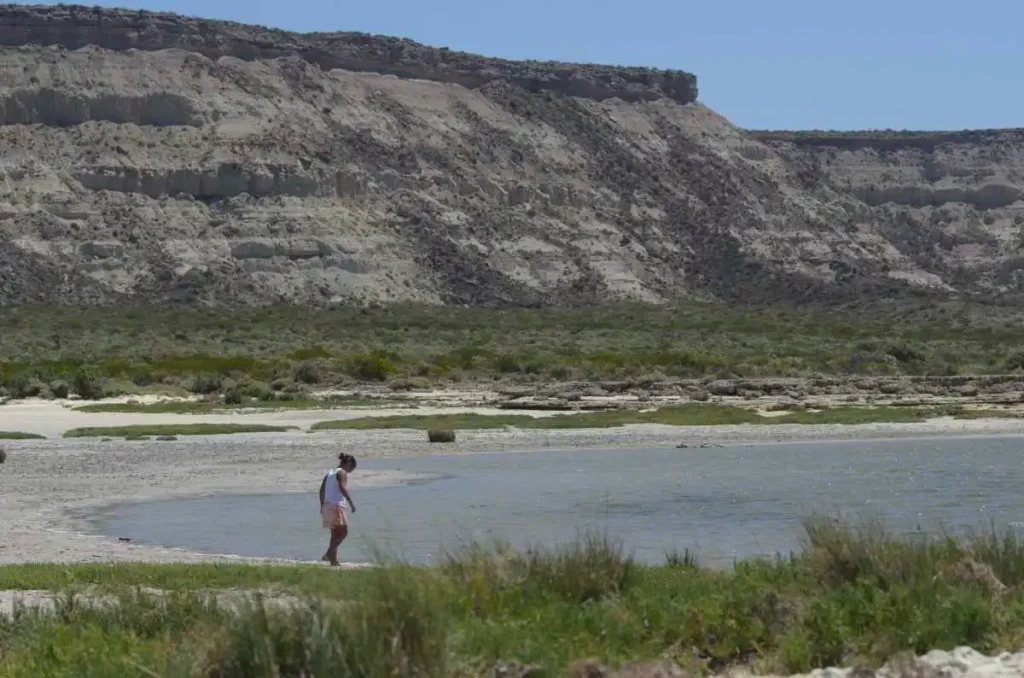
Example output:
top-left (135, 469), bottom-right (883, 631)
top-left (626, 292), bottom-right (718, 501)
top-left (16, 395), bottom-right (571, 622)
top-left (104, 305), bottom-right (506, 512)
top-left (0, 4), bottom-right (1022, 307)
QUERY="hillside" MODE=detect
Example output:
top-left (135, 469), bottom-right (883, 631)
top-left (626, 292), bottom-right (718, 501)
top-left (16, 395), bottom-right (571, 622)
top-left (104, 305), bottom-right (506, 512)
top-left (0, 4), bottom-right (1022, 307)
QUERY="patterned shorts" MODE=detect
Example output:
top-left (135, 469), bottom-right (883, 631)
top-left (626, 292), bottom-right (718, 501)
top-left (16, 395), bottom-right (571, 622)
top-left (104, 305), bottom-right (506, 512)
top-left (321, 502), bottom-right (348, 529)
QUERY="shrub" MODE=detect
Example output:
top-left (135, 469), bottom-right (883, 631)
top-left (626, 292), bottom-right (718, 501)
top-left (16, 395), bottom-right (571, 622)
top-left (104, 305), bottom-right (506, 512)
top-left (128, 363), bottom-right (160, 386)
top-left (345, 353), bottom-right (396, 382)
top-left (237, 380), bottom-right (272, 398)
top-left (192, 373), bottom-right (223, 395)
top-left (290, 346), bottom-right (331, 361)
top-left (101, 380), bottom-right (133, 399)
top-left (634, 370), bottom-right (667, 387)
top-left (292, 360), bottom-right (323, 385)
top-left (427, 429), bottom-right (456, 443)
top-left (50, 380), bottom-right (70, 399)
top-left (224, 388), bottom-right (245, 405)
top-left (7, 374), bottom-right (42, 399)
top-left (72, 368), bottom-right (103, 400)
top-left (1006, 351), bottom-right (1024, 372)
top-left (389, 377), bottom-right (431, 392)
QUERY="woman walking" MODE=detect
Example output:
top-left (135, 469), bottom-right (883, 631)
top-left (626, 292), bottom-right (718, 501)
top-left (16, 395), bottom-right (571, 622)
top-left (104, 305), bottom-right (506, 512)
top-left (319, 453), bottom-right (357, 566)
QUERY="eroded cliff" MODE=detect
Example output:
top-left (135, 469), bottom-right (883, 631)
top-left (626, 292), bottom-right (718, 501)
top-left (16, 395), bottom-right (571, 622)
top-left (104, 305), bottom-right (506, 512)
top-left (0, 4), bottom-right (1021, 307)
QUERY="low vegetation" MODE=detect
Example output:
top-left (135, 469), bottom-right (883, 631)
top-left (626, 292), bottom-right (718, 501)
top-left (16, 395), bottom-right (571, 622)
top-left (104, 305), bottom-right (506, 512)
top-left (74, 395), bottom-right (400, 414)
top-left (3, 301), bottom-right (1024, 403)
top-left (0, 431), bottom-right (44, 440)
top-left (311, 403), bottom-right (1001, 431)
top-left (313, 413), bottom-right (540, 431)
top-left (2, 519), bottom-right (1024, 676)
top-left (62, 424), bottom-right (295, 439)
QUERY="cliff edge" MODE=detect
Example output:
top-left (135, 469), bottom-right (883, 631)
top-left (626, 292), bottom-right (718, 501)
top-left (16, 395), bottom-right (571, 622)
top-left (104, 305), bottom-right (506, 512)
top-left (0, 4), bottom-right (698, 105)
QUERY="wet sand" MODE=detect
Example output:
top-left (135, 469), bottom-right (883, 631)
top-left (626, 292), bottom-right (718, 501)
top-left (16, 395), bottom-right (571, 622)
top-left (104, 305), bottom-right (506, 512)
top-left (4, 400), bottom-right (1024, 564)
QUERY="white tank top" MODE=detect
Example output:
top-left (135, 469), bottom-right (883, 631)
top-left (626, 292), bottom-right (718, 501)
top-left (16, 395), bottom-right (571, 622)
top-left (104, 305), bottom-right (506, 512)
top-left (323, 468), bottom-right (347, 505)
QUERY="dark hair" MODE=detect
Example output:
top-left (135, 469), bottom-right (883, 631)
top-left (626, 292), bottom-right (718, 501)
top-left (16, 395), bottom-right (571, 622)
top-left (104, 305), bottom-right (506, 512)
top-left (338, 453), bottom-right (357, 469)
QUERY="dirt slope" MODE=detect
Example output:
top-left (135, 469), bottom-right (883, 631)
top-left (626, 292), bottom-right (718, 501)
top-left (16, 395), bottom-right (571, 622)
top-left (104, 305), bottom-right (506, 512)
top-left (0, 4), bottom-right (1021, 307)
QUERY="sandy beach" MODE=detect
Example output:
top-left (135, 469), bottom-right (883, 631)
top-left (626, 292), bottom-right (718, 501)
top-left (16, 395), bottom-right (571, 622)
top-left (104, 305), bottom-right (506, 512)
top-left (5, 399), bottom-right (1024, 565)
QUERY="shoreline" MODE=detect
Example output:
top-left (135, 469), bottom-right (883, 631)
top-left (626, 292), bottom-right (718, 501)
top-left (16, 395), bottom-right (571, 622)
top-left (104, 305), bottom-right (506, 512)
top-left (6, 400), bottom-right (1024, 565)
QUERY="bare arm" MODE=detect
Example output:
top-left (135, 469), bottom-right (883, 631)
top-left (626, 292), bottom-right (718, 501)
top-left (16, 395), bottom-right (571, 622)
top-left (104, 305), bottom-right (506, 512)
top-left (338, 473), bottom-right (356, 512)
top-left (318, 475), bottom-right (326, 508)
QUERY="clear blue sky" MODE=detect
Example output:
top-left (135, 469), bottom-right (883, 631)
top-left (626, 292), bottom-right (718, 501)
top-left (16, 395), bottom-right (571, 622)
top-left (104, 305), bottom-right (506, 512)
top-left (17, 0), bottom-right (1024, 131)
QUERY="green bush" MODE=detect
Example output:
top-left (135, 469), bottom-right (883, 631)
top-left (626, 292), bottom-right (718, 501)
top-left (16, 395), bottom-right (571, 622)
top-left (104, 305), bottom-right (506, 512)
top-left (292, 360), bottom-right (323, 385)
top-left (7, 374), bottom-right (41, 399)
top-left (389, 377), bottom-right (431, 391)
top-left (49, 380), bottom-right (70, 399)
top-left (1006, 351), bottom-right (1024, 372)
top-left (290, 346), bottom-right (332, 361)
top-left (345, 353), bottom-right (396, 381)
top-left (72, 368), bottom-right (102, 400)
top-left (192, 373), bottom-right (223, 395)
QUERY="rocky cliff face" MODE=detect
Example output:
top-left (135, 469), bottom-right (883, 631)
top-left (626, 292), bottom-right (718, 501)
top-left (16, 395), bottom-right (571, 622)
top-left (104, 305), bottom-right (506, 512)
top-left (0, 4), bottom-right (1021, 307)
top-left (752, 130), bottom-right (1024, 296)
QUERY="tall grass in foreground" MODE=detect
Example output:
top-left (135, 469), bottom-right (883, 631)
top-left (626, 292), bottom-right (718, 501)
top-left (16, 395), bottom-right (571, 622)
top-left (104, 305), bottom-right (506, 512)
top-left (6, 521), bottom-right (1024, 676)
top-left (802, 514), bottom-right (1024, 589)
top-left (209, 567), bottom-right (450, 678)
top-left (442, 531), bottom-right (635, 606)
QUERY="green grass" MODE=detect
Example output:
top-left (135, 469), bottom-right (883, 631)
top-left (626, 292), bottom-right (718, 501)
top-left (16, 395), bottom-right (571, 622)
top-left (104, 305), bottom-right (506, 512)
top-left (0, 562), bottom-right (375, 593)
top-left (774, 406), bottom-right (928, 425)
top-left (0, 431), bottom-right (44, 440)
top-left (3, 520), bottom-right (1024, 676)
top-left (311, 413), bottom-right (539, 431)
top-left (74, 396), bottom-right (398, 414)
top-left (311, 404), bottom-right (1009, 431)
top-left (62, 424), bottom-right (295, 438)
top-left (309, 406), bottom-right (763, 431)
top-left (947, 408), bottom-right (1024, 420)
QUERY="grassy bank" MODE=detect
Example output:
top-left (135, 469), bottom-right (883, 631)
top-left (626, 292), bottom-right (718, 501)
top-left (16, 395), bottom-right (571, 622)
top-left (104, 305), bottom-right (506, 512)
top-left (4, 301), bottom-right (1024, 403)
top-left (0, 431), bottom-right (45, 440)
top-left (2, 519), bottom-right (1024, 676)
top-left (62, 424), bottom-right (295, 439)
top-left (310, 403), bottom-right (1000, 431)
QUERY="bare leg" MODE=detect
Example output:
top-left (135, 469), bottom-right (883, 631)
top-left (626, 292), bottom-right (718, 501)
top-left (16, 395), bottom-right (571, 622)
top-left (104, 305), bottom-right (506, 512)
top-left (327, 525), bottom-right (348, 566)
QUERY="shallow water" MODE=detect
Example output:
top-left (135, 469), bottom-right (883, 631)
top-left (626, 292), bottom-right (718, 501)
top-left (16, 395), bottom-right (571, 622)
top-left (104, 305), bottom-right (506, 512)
top-left (89, 436), bottom-right (1024, 566)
